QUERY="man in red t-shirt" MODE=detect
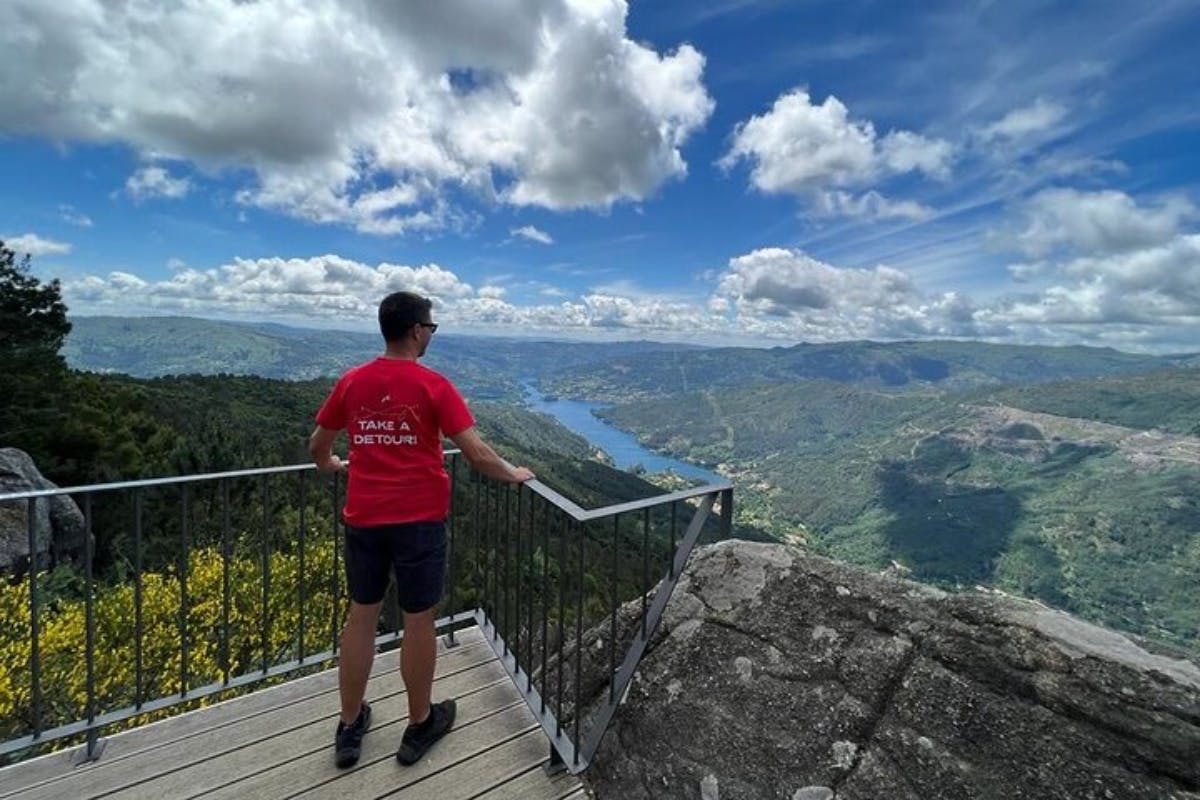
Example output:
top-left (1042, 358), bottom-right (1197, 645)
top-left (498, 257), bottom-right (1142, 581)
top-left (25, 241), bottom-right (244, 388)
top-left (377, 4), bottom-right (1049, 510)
top-left (309, 291), bottom-right (533, 769)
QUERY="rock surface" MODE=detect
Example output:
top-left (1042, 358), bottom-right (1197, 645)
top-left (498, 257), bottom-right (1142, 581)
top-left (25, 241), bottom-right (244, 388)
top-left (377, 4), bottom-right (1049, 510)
top-left (0, 448), bottom-right (85, 569)
top-left (583, 541), bottom-right (1200, 800)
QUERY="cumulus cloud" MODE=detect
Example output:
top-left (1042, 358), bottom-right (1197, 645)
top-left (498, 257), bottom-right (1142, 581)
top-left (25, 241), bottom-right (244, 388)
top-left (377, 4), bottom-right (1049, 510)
top-left (719, 89), bottom-right (951, 219)
top-left (1008, 188), bottom-right (1195, 257)
top-left (984, 190), bottom-right (1200, 339)
top-left (126, 166), bottom-right (192, 201)
top-left (0, 0), bottom-right (713, 232)
top-left (512, 225), bottom-right (554, 245)
top-left (58, 234), bottom-right (1200, 351)
top-left (65, 255), bottom-right (474, 319)
top-left (707, 247), bottom-right (1001, 341)
top-left (982, 98), bottom-right (1068, 141)
top-left (3, 233), bottom-right (72, 257)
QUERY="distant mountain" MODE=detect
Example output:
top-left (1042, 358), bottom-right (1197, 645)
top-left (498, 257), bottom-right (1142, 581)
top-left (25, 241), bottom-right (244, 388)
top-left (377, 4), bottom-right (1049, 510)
top-left (541, 339), bottom-right (1197, 400)
top-left (64, 316), bottom-right (703, 401)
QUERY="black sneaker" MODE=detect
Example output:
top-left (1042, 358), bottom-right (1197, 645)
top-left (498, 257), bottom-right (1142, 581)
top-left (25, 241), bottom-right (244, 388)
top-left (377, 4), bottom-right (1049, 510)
top-left (396, 699), bottom-right (456, 766)
top-left (334, 703), bottom-right (371, 768)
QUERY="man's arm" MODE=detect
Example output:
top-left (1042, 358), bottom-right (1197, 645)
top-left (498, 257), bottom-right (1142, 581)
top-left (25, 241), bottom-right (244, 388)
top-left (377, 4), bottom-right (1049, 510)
top-left (309, 426), bottom-right (347, 473)
top-left (449, 427), bottom-right (534, 483)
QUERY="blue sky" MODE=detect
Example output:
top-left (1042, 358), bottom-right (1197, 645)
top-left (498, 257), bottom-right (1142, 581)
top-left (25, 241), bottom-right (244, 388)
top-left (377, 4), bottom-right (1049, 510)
top-left (2, 0), bottom-right (1199, 351)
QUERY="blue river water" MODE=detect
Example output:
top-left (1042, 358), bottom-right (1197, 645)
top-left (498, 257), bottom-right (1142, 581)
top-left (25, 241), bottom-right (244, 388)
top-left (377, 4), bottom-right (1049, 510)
top-left (522, 381), bottom-right (722, 483)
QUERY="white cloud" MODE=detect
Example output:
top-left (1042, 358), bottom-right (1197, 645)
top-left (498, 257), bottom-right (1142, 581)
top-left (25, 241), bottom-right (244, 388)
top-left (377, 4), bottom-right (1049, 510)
top-left (65, 255), bottom-right (475, 319)
top-left (59, 205), bottom-right (93, 227)
top-left (126, 166), bottom-right (192, 201)
top-left (1008, 188), bottom-right (1194, 257)
top-left (814, 190), bottom-right (932, 221)
top-left (719, 88), bottom-right (951, 219)
top-left (990, 234), bottom-right (1200, 326)
top-left (3, 233), bottom-right (72, 257)
top-left (982, 98), bottom-right (1068, 141)
top-left (59, 238), bottom-right (1200, 351)
top-left (0, 0), bottom-right (713, 232)
top-left (512, 225), bottom-right (554, 245)
top-left (982, 190), bottom-right (1200, 340)
top-left (716, 247), bottom-right (917, 314)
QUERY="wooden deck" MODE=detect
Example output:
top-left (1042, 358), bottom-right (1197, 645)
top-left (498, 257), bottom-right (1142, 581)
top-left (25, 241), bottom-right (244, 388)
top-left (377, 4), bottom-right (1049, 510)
top-left (0, 626), bottom-right (584, 800)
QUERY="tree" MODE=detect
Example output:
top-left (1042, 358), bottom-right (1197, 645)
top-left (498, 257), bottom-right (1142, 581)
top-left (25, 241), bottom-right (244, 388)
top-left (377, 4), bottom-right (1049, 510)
top-left (0, 241), bottom-right (71, 371)
top-left (0, 240), bottom-right (72, 467)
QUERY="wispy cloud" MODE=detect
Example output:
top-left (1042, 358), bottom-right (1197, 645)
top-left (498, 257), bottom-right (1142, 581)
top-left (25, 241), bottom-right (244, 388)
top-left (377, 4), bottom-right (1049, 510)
top-left (59, 205), bottom-right (93, 228)
top-left (511, 225), bottom-right (554, 245)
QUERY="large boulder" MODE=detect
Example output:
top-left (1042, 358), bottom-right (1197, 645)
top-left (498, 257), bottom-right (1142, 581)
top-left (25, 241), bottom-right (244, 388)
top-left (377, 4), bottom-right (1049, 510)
top-left (0, 448), bottom-right (85, 570)
top-left (584, 540), bottom-right (1200, 800)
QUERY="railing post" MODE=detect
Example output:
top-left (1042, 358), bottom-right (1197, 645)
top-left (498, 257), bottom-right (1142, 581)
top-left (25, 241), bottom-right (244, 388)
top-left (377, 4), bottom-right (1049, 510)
top-left (544, 741), bottom-right (566, 776)
top-left (331, 471), bottom-right (341, 655)
top-left (443, 453), bottom-right (459, 649)
top-left (180, 485), bottom-right (190, 697)
top-left (298, 471), bottom-right (307, 662)
top-left (261, 475), bottom-right (271, 674)
top-left (220, 480), bottom-right (231, 684)
top-left (26, 497), bottom-right (42, 742)
top-left (75, 493), bottom-right (106, 764)
top-left (135, 489), bottom-right (145, 704)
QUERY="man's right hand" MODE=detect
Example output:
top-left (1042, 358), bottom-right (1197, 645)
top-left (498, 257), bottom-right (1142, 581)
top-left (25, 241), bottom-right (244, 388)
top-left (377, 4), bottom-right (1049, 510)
top-left (509, 466), bottom-right (535, 483)
top-left (316, 454), bottom-right (347, 473)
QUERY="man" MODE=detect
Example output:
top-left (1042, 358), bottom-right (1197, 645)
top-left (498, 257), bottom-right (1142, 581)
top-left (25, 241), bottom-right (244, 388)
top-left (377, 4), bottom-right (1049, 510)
top-left (309, 291), bottom-right (534, 769)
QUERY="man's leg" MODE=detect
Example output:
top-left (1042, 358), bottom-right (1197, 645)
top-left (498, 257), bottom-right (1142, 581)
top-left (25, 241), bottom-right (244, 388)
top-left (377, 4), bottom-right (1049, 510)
top-left (400, 608), bottom-right (437, 723)
top-left (339, 600), bottom-right (383, 724)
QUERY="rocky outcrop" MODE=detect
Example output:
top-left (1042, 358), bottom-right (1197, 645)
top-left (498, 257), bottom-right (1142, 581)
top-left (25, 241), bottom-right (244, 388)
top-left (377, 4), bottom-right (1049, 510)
top-left (0, 448), bottom-right (85, 570)
top-left (584, 541), bottom-right (1200, 800)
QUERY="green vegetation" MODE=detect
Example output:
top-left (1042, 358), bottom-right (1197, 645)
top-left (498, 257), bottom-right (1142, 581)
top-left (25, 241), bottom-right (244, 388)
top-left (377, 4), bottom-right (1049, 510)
top-left (542, 338), bottom-right (1184, 401)
top-left (599, 374), bottom-right (1200, 656)
top-left (65, 316), bottom-right (700, 402)
top-left (980, 368), bottom-right (1200, 435)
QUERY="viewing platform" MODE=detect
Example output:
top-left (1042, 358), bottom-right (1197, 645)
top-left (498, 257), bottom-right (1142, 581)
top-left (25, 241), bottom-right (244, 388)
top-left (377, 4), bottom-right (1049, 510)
top-left (0, 456), bottom-right (732, 798)
top-left (0, 626), bottom-right (584, 800)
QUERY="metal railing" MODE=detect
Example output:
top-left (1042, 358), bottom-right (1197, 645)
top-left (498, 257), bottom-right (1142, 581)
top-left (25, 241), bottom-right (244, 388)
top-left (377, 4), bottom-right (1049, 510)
top-left (0, 452), bottom-right (731, 774)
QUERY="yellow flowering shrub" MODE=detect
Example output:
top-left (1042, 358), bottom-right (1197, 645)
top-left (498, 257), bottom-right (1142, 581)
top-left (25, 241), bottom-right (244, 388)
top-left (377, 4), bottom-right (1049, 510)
top-left (0, 529), bottom-right (341, 747)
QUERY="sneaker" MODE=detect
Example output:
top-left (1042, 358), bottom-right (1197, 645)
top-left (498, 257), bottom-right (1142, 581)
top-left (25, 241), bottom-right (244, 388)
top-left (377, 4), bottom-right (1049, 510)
top-left (396, 699), bottom-right (457, 765)
top-left (334, 703), bottom-right (372, 768)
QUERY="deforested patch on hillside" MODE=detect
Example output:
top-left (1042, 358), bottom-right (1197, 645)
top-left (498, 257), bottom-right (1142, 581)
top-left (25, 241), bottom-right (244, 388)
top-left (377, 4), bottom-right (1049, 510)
top-left (966, 403), bottom-right (1200, 471)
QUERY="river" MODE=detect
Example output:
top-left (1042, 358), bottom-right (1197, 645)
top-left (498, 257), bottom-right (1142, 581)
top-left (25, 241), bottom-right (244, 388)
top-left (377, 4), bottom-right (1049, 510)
top-left (522, 381), bottom-right (723, 483)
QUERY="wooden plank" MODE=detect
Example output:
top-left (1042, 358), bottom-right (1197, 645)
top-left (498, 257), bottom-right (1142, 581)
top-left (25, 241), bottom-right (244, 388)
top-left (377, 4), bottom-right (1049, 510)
top-left (288, 702), bottom-right (541, 800)
top-left (198, 679), bottom-right (528, 800)
top-left (6, 632), bottom-right (491, 800)
top-left (108, 666), bottom-right (512, 800)
top-left (472, 762), bottom-right (583, 800)
top-left (379, 728), bottom-right (552, 800)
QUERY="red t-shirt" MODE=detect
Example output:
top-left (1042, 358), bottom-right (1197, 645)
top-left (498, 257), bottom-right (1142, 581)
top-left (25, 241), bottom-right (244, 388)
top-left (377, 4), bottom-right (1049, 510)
top-left (315, 358), bottom-right (475, 527)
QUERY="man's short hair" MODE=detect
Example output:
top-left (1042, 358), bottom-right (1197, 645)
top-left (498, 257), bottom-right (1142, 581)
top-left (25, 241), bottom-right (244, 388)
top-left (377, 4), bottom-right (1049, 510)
top-left (379, 291), bottom-right (433, 342)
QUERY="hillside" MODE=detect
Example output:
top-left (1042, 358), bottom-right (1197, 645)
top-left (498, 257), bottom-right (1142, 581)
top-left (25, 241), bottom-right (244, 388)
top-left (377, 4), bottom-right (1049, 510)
top-left (542, 338), bottom-right (1194, 400)
top-left (597, 369), bottom-right (1200, 656)
top-left (64, 315), bottom-right (701, 401)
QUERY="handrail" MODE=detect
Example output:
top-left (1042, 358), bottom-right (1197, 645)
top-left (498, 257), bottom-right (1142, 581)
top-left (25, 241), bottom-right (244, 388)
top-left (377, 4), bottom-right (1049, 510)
top-left (0, 451), bottom-right (730, 523)
top-left (1, 452), bottom-right (732, 775)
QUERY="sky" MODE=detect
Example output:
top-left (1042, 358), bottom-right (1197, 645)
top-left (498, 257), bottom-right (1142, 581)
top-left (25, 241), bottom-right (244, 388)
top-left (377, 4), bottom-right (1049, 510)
top-left (2, 0), bottom-right (1199, 352)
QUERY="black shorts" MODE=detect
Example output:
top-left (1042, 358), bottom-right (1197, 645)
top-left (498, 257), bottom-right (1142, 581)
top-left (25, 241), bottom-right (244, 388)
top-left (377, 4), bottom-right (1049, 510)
top-left (343, 520), bottom-right (447, 612)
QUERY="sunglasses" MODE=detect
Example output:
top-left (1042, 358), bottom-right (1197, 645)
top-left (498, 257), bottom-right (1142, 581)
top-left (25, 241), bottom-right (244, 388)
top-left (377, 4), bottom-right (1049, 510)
top-left (416, 322), bottom-right (439, 333)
